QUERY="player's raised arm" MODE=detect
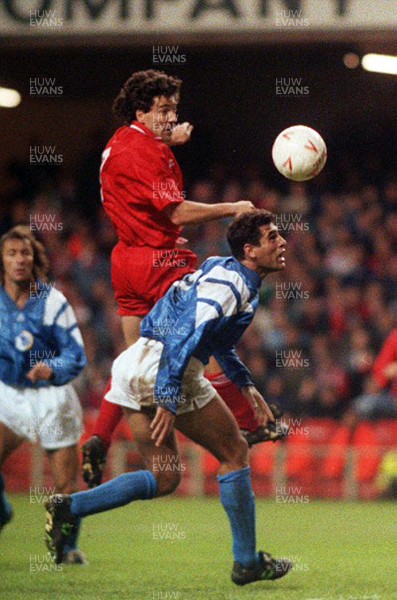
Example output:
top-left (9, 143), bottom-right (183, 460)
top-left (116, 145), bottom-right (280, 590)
top-left (165, 199), bottom-right (255, 226)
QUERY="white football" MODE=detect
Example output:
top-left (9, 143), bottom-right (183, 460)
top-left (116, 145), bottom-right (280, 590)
top-left (272, 125), bottom-right (327, 181)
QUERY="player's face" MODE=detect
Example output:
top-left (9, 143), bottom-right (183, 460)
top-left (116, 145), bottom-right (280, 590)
top-left (246, 224), bottom-right (286, 275)
top-left (139, 95), bottom-right (178, 142)
top-left (2, 239), bottom-right (34, 285)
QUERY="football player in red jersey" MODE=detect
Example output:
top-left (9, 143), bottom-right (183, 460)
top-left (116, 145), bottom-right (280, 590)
top-left (82, 70), bottom-right (286, 487)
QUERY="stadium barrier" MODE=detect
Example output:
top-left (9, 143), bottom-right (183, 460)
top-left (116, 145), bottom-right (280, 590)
top-left (3, 418), bottom-right (397, 500)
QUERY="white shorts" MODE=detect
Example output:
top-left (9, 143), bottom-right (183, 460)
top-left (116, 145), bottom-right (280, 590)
top-left (0, 381), bottom-right (83, 450)
top-left (106, 337), bottom-right (216, 415)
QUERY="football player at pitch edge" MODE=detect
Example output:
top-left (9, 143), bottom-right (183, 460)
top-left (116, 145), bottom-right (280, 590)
top-left (0, 226), bottom-right (87, 564)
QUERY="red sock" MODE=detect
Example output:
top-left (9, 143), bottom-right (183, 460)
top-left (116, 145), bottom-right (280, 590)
top-left (206, 372), bottom-right (259, 432)
top-left (92, 378), bottom-right (123, 448)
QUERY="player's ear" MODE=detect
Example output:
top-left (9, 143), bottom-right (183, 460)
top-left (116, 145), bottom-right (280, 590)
top-left (243, 243), bottom-right (256, 260)
top-left (135, 109), bottom-right (145, 123)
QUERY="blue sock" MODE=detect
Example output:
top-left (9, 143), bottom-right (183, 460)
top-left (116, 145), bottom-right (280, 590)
top-left (218, 466), bottom-right (256, 567)
top-left (0, 474), bottom-right (13, 525)
top-left (70, 471), bottom-right (158, 518)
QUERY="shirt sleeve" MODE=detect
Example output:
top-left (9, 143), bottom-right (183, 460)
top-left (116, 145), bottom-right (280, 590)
top-left (47, 301), bottom-right (87, 386)
top-left (213, 347), bottom-right (254, 389)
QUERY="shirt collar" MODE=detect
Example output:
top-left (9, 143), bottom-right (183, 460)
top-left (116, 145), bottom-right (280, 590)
top-left (130, 120), bottom-right (161, 140)
top-left (232, 257), bottom-right (262, 289)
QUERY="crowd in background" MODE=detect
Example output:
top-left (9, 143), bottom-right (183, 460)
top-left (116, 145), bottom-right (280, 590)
top-left (1, 147), bottom-right (396, 423)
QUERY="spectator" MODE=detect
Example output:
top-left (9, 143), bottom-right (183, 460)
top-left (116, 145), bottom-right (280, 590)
top-left (1, 138), bottom-right (396, 423)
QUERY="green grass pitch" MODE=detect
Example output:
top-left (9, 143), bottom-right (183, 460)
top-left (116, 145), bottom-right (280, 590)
top-left (1, 495), bottom-right (396, 600)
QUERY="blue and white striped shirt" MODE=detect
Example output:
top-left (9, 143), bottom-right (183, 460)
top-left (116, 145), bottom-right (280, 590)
top-left (141, 256), bottom-right (262, 414)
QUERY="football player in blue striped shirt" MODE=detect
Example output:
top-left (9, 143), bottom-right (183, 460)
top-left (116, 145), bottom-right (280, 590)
top-left (0, 226), bottom-right (87, 564)
top-left (45, 210), bottom-right (292, 584)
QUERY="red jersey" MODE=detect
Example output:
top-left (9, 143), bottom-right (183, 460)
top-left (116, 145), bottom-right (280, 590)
top-left (100, 121), bottom-right (184, 248)
top-left (373, 329), bottom-right (397, 395)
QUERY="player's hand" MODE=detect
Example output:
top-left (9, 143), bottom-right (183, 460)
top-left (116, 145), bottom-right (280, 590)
top-left (232, 201), bottom-right (256, 217)
top-left (241, 386), bottom-right (275, 427)
top-left (150, 407), bottom-right (175, 447)
top-left (169, 122), bottom-right (193, 146)
top-left (26, 362), bottom-right (54, 383)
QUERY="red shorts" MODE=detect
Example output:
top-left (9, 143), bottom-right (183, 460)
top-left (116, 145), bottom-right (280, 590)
top-left (111, 242), bottom-right (197, 316)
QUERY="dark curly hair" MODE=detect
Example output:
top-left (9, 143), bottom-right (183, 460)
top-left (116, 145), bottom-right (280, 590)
top-left (0, 225), bottom-right (49, 285)
top-left (113, 70), bottom-right (182, 124)
top-left (227, 209), bottom-right (275, 260)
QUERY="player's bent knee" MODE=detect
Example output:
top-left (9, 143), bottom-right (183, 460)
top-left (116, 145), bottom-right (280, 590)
top-left (154, 470), bottom-right (181, 497)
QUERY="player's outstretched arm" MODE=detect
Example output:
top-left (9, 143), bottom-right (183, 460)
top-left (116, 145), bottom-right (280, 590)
top-left (165, 199), bottom-right (255, 226)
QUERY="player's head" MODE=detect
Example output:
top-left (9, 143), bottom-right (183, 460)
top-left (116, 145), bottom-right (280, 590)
top-left (0, 226), bottom-right (49, 286)
top-left (227, 209), bottom-right (286, 277)
top-left (113, 69), bottom-right (182, 143)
